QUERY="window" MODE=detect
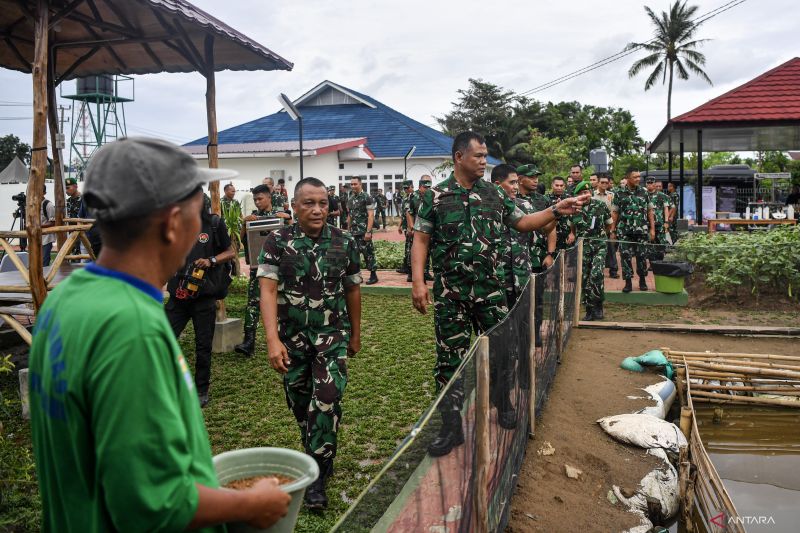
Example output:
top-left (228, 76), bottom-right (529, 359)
top-left (369, 174), bottom-right (378, 182)
top-left (367, 162), bottom-right (373, 169)
top-left (339, 163), bottom-right (344, 170)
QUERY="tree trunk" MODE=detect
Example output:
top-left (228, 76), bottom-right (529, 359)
top-left (667, 60), bottom-right (674, 121)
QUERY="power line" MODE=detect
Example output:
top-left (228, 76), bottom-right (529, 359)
top-left (518, 0), bottom-right (748, 96)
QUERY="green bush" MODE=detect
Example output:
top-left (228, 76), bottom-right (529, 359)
top-left (672, 226), bottom-right (800, 299)
top-left (374, 240), bottom-right (404, 269)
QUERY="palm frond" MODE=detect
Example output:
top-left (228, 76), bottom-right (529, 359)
top-left (674, 59), bottom-right (690, 81)
top-left (683, 58), bottom-right (713, 85)
top-left (644, 61), bottom-right (665, 90)
top-left (679, 48), bottom-right (707, 65)
top-left (628, 52), bottom-right (662, 77)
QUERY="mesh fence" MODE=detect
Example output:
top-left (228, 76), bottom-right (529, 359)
top-left (332, 247), bottom-right (580, 532)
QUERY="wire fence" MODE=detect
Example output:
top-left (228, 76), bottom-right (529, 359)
top-left (332, 246), bottom-right (580, 532)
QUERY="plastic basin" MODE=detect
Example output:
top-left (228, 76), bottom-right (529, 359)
top-left (213, 447), bottom-right (319, 533)
top-left (654, 274), bottom-right (685, 294)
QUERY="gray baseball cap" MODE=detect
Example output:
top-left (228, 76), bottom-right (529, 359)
top-left (83, 137), bottom-right (237, 221)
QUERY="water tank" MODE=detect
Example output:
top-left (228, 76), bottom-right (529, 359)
top-left (589, 148), bottom-right (608, 173)
top-left (76, 76), bottom-right (114, 96)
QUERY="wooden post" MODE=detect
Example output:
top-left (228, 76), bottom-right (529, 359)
top-left (26, 0), bottom-right (50, 311)
top-left (47, 41), bottom-right (67, 249)
top-left (556, 252), bottom-right (566, 359)
top-left (679, 407), bottom-right (692, 440)
top-left (676, 366), bottom-right (686, 408)
top-left (528, 274), bottom-right (537, 437)
top-left (204, 35), bottom-right (227, 322)
top-left (474, 335), bottom-right (490, 533)
top-left (573, 238), bottom-right (583, 325)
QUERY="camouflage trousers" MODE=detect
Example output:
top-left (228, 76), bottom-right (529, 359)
top-left (403, 231), bottom-right (412, 271)
top-left (433, 296), bottom-right (508, 412)
top-left (282, 330), bottom-right (348, 460)
top-left (648, 225), bottom-right (668, 262)
top-left (619, 233), bottom-right (649, 280)
top-left (353, 233), bottom-right (377, 272)
top-left (581, 243), bottom-right (606, 307)
top-left (244, 268), bottom-right (260, 331)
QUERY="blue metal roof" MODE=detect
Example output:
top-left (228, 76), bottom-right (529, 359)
top-left (186, 81), bottom-right (501, 164)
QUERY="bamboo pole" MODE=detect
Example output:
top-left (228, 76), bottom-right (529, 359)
top-left (41, 224), bottom-right (93, 234)
top-left (78, 232), bottom-right (97, 261)
top-left (0, 240), bottom-right (30, 285)
top-left (474, 335), bottom-right (490, 533)
top-left (686, 360), bottom-right (800, 380)
top-left (573, 238), bottom-right (583, 325)
top-left (681, 358), bottom-right (800, 371)
top-left (556, 252), bottom-right (565, 360)
top-left (679, 407), bottom-right (692, 439)
top-left (668, 350), bottom-right (800, 360)
top-left (47, 42), bottom-right (66, 249)
top-left (690, 383), bottom-right (800, 394)
top-left (528, 273), bottom-right (537, 438)
top-left (0, 313), bottom-right (32, 345)
top-left (45, 231), bottom-right (80, 283)
top-left (676, 366), bottom-right (686, 408)
top-left (0, 286), bottom-right (35, 293)
top-left (26, 0), bottom-right (50, 311)
top-left (0, 231), bottom-right (27, 239)
top-left (690, 390), bottom-right (800, 408)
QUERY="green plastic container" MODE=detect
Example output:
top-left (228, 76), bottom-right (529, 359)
top-left (654, 274), bottom-right (685, 294)
top-left (213, 447), bottom-right (319, 533)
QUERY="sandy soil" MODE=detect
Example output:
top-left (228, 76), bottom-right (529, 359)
top-left (506, 329), bottom-right (799, 533)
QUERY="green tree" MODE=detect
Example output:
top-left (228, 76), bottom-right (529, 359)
top-left (0, 134), bottom-right (31, 170)
top-left (626, 1), bottom-right (712, 120)
top-left (520, 128), bottom-right (582, 187)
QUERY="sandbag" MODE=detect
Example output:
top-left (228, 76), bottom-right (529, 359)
top-left (620, 350), bottom-right (674, 380)
top-left (597, 413), bottom-right (687, 453)
top-left (614, 448), bottom-right (679, 524)
top-left (633, 379), bottom-right (677, 420)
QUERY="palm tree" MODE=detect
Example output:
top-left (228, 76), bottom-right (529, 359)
top-left (626, 1), bottom-right (713, 120)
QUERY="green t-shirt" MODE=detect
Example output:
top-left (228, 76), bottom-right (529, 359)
top-left (29, 264), bottom-right (223, 533)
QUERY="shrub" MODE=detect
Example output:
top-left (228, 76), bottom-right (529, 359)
top-left (374, 240), bottom-right (405, 269)
top-left (672, 226), bottom-right (800, 299)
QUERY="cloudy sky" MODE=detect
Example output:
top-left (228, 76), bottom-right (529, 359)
top-left (0, 0), bottom-right (796, 153)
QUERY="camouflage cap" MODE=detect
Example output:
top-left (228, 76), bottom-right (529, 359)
top-left (515, 164), bottom-right (542, 177)
top-left (64, 177), bottom-right (77, 186)
top-left (573, 181), bottom-right (592, 194)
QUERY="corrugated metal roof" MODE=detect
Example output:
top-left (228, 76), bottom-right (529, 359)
top-left (182, 137), bottom-right (366, 155)
top-left (186, 81), bottom-right (492, 161)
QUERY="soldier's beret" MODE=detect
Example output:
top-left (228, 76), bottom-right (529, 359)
top-left (65, 178), bottom-right (77, 186)
top-left (419, 179), bottom-right (432, 187)
top-left (573, 181), bottom-right (592, 194)
top-left (515, 164), bottom-right (542, 177)
top-left (403, 180), bottom-right (413, 187)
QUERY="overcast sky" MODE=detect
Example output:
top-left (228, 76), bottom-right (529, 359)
top-left (0, 0), bottom-right (796, 155)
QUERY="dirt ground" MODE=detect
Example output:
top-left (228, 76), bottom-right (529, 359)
top-left (506, 329), bottom-right (799, 533)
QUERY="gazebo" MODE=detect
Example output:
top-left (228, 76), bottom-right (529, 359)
top-left (649, 57), bottom-right (800, 220)
top-left (0, 0), bottom-right (292, 339)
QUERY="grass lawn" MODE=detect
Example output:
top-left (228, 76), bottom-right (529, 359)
top-left (0, 281), bottom-right (435, 532)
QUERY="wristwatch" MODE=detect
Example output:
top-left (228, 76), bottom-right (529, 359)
top-left (209, 256), bottom-right (217, 266)
top-left (550, 204), bottom-right (562, 219)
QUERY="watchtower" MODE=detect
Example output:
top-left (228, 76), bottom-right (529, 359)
top-left (62, 75), bottom-right (133, 174)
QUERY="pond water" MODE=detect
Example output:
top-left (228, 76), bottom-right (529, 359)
top-left (696, 406), bottom-right (800, 533)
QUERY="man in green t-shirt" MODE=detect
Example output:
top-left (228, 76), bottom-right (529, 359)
top-left (28, 137), bottom-right (290, 532)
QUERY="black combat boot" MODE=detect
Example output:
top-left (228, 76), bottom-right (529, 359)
top-left (406, 273), bottom-right (413, 282)
top-left (593, 303), bottom-right (604, 320)
top-left (496, 395), bottom-right (517, 430)
top-left (366, 271), bottom-right (379, 285)
top-left (583, 305), bottom-right (594, 321)
top-left (622, 279), bottom-right (633, 293)
top-left (304, 458), bottom-right (333, 510)
top-left (427, 410), bottom-right (465, 457)
top-left (395, 266), bottom-right (409, 274)
top-left (639, 276), bottom-right (648, 291)
top-left (234, 328), bottom-right (255, 357)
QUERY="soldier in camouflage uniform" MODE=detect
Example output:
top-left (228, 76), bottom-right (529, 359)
top-left (572, 181), bottom-right (613, 320)
top-left (646, 178), bottom-right (673, 265)
top-left (65, 177), bottom-right (82, 218)
top-left (396, 181), bottom-right (414, 274)
top-left (405, 177), bottom-right (433, 282)
top-left (234, 185), bottom-right (291, 357)
top-left (611, 169), bottom-right (655, 293)
top-left (375, 189), bottom-right (387, 229)
top-left (516, 165), bottom-right (556, 349)
top-left (667, 181), bottom-right (680, 243)
top-left (258, 177), bottom-right (362, 510)
top-left (412, 132), bottom-right (584, 457)
top-left (221, 183), bottom-right (242, 218)
top-left (347, 176), bottom-right (379, 285)
top-left (547, 176), bottom-right (575, 251)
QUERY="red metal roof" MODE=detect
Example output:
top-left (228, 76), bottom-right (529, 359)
top-left (672, 57), bottom-right (800, 124)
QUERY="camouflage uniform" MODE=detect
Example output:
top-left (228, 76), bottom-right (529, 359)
top-left (338, 191), bottom-right (349, 229)
top-left (499, 195), bottom-right (535, 306)
top-left (66, 194), bottom-right (82, 219)
top-left (258, 223), bottom-right (361, 461)
top-left (611, 186), bottom-right (653, 280)
top-left (669, 190), bottom-right (680, 242)
top-left (375, 193), bottom-right (387, 229)
top-left (271, 191), bottom-right (288, 214)
top-left (243, 208), bottom-right (281, 333)
top-left (573, 199), bottom-right (612, 307)
top-left (524, 191), bottom-right (553, 270)
top-left (546, 192), bottom-right (573, 250)
top-left (348, 191), bottom-right (377, 272)
top-left (414, 175), bottom-right (524, 412)
top-left (648, 190), bottom-right (672, 262)
top-left (400, 190), bottom-right (412, 272)
top-left (221, 196), bottom-right (242, 219)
